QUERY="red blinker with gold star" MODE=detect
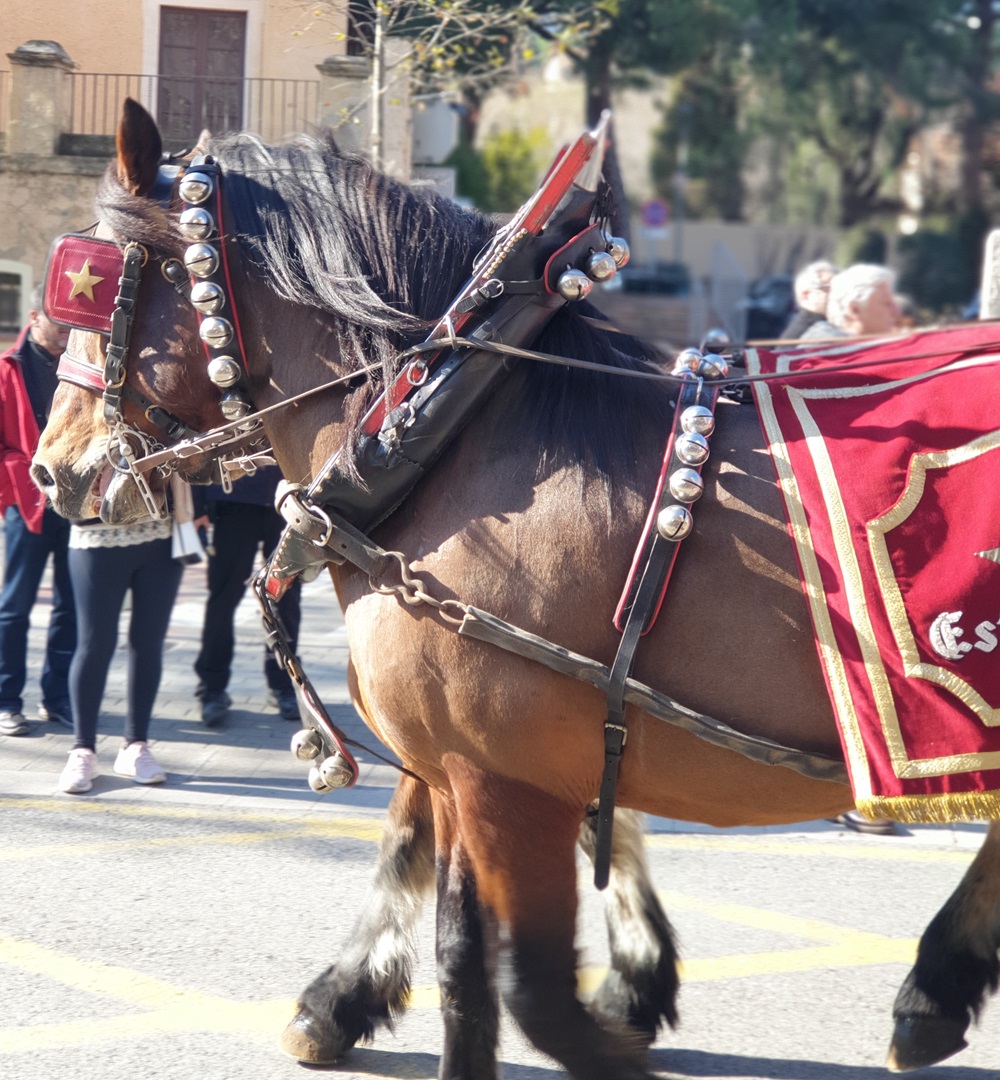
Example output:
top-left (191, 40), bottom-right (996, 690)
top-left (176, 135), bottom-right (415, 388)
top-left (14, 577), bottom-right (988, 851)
top-left (43, 234), bottom-right (126, 335)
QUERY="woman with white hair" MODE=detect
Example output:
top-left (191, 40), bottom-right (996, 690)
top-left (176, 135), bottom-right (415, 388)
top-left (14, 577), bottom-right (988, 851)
top-left (802, 263), bottom-right (900, 340)
top-left (781, 259), bottom-right (838, 339)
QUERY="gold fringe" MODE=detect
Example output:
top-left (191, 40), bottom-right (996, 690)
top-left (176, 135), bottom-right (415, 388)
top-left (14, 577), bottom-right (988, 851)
top-left (855, 791), bottom-right (1000, 824)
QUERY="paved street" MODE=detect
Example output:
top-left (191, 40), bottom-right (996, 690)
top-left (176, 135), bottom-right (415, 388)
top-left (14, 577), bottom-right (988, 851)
top-left (3, 555), bottom-right (1000, 1079)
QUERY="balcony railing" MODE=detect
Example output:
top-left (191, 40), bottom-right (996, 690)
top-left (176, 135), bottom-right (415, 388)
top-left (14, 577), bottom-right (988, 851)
top-left (64, 71), bottom-right (321, 150)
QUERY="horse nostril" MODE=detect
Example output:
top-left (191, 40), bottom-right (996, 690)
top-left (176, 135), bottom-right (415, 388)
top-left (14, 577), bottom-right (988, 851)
top-left (31, 463), bottom-right (55, 492)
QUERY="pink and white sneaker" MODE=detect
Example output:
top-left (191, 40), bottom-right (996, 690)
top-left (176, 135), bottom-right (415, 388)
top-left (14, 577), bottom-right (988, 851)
top-left (59, 748), bottom-right (98, 794)
top-left (114, 741), bottom-right (166, 785)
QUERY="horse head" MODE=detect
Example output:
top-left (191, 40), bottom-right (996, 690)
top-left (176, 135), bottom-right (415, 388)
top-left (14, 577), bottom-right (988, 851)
top-left (32, 97), bottom-right (497, 527)
top-left (31, 100), bottom-right (241, 523)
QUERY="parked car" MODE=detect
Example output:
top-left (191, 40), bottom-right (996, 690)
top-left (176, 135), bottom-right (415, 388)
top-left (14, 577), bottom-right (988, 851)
top-left (602, 261), bottom-right (692, 297)
top-left (739, 273), bottom-right (795, 339)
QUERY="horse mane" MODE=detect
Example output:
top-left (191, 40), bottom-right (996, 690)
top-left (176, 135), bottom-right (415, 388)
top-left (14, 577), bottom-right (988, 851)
top-left (96, 132), bottom-right (673, 486)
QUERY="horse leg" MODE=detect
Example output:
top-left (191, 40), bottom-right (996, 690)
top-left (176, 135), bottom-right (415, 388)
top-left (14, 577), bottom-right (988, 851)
top-left (280, 773), bottom-right (435, 1063)
top-left (888, 820), bottom-right (1000, 1072)
top-left (432, 791), bottom-right (500, 1080)
top-left (578, 808), bottom-right (680, 1042)
top-left (451, 765), bottom-right (655, 1080)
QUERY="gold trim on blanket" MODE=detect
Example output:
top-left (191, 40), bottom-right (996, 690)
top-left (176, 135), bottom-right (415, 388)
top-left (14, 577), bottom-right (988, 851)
top-left (868, 434), bottom-right (1000, 741)
top-left (749, 348), bottom-right (1000, 784)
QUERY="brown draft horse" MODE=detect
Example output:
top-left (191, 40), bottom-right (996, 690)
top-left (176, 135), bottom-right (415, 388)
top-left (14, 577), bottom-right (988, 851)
top-left (32, 99), bottom-right (1000, 1076)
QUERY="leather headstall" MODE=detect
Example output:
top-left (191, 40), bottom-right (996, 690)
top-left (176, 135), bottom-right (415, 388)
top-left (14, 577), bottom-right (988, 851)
top-left (44, 158), bottom-right (261, 512)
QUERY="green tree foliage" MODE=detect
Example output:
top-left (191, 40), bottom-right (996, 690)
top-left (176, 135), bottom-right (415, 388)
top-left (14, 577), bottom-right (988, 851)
top-left (449, 126), bottom-right (549, 212)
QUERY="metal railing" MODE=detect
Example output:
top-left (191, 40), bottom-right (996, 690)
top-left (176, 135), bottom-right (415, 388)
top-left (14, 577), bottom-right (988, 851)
top-left (65, 71), bottom-right (322, 144)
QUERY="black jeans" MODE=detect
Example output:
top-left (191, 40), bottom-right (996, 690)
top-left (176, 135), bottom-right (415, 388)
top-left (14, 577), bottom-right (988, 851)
top-left (68, 535), bottom-right (182, 750)
top-left (194, 501), bottom-right (302, 695)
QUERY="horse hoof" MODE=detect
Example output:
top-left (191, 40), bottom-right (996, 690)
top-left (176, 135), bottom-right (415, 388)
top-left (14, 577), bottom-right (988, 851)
top-left (886, 1015), bottom-right (969, 1072)
top-left (280, 1008), bottom-right (348, 1064)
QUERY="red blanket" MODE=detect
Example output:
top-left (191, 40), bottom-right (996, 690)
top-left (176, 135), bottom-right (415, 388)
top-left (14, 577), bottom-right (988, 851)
top-left (750, 323), bottom-right (1000, 822)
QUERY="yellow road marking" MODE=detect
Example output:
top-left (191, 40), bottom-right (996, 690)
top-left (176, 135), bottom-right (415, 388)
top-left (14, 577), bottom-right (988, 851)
top-left (0, 879), bottom-right (918, 1054)
top-left (645, 832), bottom-right (980, 864)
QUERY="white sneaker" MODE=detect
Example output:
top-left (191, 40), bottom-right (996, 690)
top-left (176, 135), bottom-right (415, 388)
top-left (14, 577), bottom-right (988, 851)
top-left (114, 741), bottom-right (166, 785)
top-left (59, 748), bottom-right (98, 794)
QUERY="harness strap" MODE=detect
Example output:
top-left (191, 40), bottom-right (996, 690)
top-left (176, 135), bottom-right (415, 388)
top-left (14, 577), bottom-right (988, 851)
top-left (593, 372), bottom-right (721, 889)
top-left (58, 352), bottom-right (201, 442)
top-left (102, 242), bottom-right (146, 426)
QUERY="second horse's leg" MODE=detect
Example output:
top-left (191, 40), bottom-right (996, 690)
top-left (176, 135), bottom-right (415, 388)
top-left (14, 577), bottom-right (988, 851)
top-left (579, 808), bottom-right (680, 1042)
top-left (281, 774), bottom-right (435, 1063)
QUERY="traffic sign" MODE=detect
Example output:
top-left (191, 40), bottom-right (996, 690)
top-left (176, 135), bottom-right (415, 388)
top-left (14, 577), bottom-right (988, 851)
top-left (640, 198), bottom-right (670, 229)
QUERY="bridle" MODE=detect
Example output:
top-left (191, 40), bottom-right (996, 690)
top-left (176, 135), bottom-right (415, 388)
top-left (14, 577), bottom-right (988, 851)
top-left (46, 156), bottom-right (275, 517)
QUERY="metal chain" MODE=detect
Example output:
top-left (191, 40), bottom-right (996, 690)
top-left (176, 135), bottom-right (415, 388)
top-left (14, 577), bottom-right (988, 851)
top-left (370, 549), bottom-right (469, 625)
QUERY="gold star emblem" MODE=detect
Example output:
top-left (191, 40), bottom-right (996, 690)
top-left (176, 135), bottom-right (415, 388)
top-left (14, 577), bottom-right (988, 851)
top-left (64, 259), bottom-right (105, 302)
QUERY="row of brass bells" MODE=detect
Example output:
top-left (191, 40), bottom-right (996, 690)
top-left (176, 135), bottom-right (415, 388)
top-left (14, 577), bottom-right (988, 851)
top-left (555, 233), bottom-right (632, 301)
top-left (656, 405), bottom-right (717, 542)
top-left (178, 165), bottom-right (254, 418)
top-left (672, 346), bottom-right (731, 380)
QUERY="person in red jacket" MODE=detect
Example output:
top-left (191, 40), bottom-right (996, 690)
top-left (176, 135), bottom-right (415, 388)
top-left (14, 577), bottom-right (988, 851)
top-left (0, 285), bottom-right (76, 737)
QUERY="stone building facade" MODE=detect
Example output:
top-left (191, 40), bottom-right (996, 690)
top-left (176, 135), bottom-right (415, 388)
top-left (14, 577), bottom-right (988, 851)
top-left (1, 1), bottom-right (414, 342)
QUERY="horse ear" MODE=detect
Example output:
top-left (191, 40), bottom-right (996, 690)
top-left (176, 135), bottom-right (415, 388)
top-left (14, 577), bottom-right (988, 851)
top-left (116, 97), bottom-right (162, 196)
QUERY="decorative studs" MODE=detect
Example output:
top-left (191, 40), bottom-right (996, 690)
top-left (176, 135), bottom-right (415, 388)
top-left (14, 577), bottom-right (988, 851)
top-left (190, 281), bottom-right (226, 315)
top-left (184, 242), bottom-right (219, 279)
top-left (178, 206), bottom-right (215, 241)
top-left (699, 353), bottom-right (730, 379)
top-left (674, 431), bottom-right (710, 466)
top-left (657, 504), bottom-right (693, 541)
top-left (669, 467), bottom-right (704, 503)
top-left (680, 405), bottom-right (715, 437)
top-left (178, 171), bottom-right (214, 205)
top-left (199, 316), bottom-right (234, 349)
top-left (219, 392), bottom-right (252, 420)
top-left (585, 250), bottom-right (618, 282)
top-left (207, 356), bottom-right (242, 387)
top-left (606, 236), bottom-right (631, 268)
top-left (556, 268), bottom-right (593, 301)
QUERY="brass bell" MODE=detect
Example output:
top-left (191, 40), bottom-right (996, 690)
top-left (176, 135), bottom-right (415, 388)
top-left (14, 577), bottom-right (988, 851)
top-left (680, 405), bottom-right (715, 436)
top-left (674, 431), bottom-right (710, 466)
top-left (657, 504), bottom-right (693, 541)
top-left (290, 728), bottom-right (322, 761)
top-left (585, 250), bottom-right (618, 282)
top-left (307, 763), bottom-right (332, 793)
top-left (556, 268), bottom-right (593, 301)
top-left (606, 236), bottom-right (631, 268)
top-left (699, 353), bottom-right (730, 379)
top-left (199, 316), bottom-right (234, 349)
top-left (669, 467), bottom-right (704, 503)
top-left (700, 327), bottom-right (730, 352)
top-left (190, 281), bottom-right (225, 315)
top-left (219, 392), bottom-right (252, 420)
top-left (672, 347), bottom-right (702, 375)
top-left (179, 206), bottom-right (215, 241)
top-left (318, 752), bottom-right (353, 789)
top-left (178, 171), bottom-right (214, 205)
top-left (207, 356), bottom-right (241, 388)
top-left (183, 242), bottom-right (219, 279)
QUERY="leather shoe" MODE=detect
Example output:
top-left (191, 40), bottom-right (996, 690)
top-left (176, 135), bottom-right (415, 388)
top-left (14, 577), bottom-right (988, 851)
top-left (831, 810), bottom-right (899, 836)
top-left (200, 689), bottom-right (231, 728)
top-left (269, 687), bottom-right (300, 722)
